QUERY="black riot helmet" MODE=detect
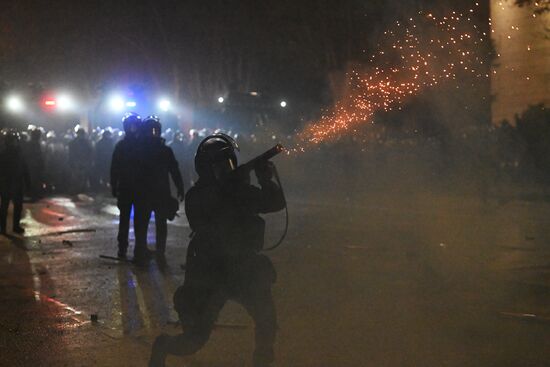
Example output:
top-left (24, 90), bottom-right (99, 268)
top-left (75, 127), bottom-right (87, 138)
top-left (2, 129), bottom-right (21, 148)
top-left (29, 126), bottom-right (43, 141)
top-left (194, 133), bottom-right (239, 181)
top-left (122, 112), bottom-right (142, 136)
top-left (142, 115), bottom-right (162, 138)
top-left (102, 127), bottom-right (113, 139)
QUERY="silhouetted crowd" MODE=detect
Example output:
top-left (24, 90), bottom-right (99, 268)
top-left (1, 102), bottom-right (549, 206)
top-left (0, 123), bottom-right (278, 200)
top-left (287, 108), bottom-right (550, 196)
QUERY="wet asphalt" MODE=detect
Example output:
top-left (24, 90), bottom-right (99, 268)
top-left (1, 190), bottom-right (550, 366)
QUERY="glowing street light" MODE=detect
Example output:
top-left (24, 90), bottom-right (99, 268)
top-left (109, 95), bottom-right (125, 112)
top-left (5, 95), bottom-right (24, 113)
top-left (280, 100), bottom-right (287, 108)
top-left (126, 101), bottom-right (137, 108)
top-left (159, 99), bottom-right (171, 112)
top-left (57, 94), bottom-right (75, 111)
top-left (218, 96), bottom-right (224, 103)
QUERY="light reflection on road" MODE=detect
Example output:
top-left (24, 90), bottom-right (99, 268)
top-left (4, 195), bottom-right (194, 364)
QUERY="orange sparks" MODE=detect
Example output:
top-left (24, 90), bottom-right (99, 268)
top-left (291, 9), bottom-right (494, 152)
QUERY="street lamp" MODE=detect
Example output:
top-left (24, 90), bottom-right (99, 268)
top-left (109, 95), bottom-right (125, 112)
top-left (218, 96), bottom-right (224, 103)
top-left (57, 94), bottom-right (75, 111)
top-left (159, 99), bottom-right (171, 112)
top-left (280, 100), bottom-right (287, 108)
top-left (5, 95), bottom-right (24, 113)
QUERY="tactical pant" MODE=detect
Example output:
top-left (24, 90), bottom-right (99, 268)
top-left (149, 255), bottom-right (277, 367)
top-left (0, 191), bottom-right (23, 232)
top-left (134, 201), bottom-right (168, 255)
top-left (116, 195), bottom-right (135, 254)
top-left (29, 166), bottom-right (44, 200)
top-left (71, 166), bottom-right (89, 194)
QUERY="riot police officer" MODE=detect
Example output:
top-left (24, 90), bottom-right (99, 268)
top-left (110, 113), bottom-right (141, 258)
top-left (0, 130), bottom-right (30, 235)
top-left (134, 116), bottom-right (184, 260)
top-left (94, 128), bottom-right (115, 190)
top-left (149, 134), bottom-right (285, 367)
top-left (24, 126), bottom-right (45, 201)
top-left (168, 130), bottom-right (187, 168)
top-left (68, 126), bottom-right (93, 193)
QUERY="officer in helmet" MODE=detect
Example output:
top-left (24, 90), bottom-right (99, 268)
top-left (110, 112), bottom-right (141, 258)
top-left (24, 126), bottom-right (45, 201)
top-left (149, 134), bottom-right (285, 367)
top-left (68, 126), bottom-right (93, 193)
top-left (0, 130), bottom-right (30, 235)
top-left (134, 115), bottom-right (184, 261)
top-left (94, 128), bottom-right (115, 190)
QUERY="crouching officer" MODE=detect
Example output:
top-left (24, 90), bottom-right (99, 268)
top-left (149, 134), bottom-right (285, 367)
top-left (0, 130), bottom-right (30, 235)
top-left (111, 112), bottom-right (141, 258)
top-left (134, 116), bottom-right (184, 261)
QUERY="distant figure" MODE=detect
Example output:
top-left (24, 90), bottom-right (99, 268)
top-left (68, 127), bottom-right (93, 193)
top-left (94, 128), bottom-right (115, 190)
top-left (149, 134), bottom-right (285, 367)
top-left (168, 131), bottom-right (187, 183)
top-left (186, 129), bottom-right (201, 185)
top-left (134, 116), bottom-right (184, 261)
top-left (110, 113), bottom-right (141, 258)
top-left (162, 128), bottom-right (174, 146)
top-left (44, 131), bottom-right (68, 193)
top-left (24, 127), bottom-right (45, 201)
top-left (168, 130), bottom-right (187, 164)
top-left (0, 130), bottom-right (30, 235)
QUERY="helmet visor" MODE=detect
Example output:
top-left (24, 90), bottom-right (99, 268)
top-left (212, 156), bottom-right (236, 180)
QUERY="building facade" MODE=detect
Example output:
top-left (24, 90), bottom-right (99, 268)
top-left (491, 1), bottom-right (550, 124)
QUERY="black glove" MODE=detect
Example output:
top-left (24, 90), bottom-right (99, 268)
top-left (255, 161), bottom-right (274, 182)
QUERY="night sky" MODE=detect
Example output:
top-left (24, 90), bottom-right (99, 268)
top-left (0, 0), bottom-right (485, 105)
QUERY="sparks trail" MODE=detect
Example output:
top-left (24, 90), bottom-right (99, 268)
top-left (291, 7), bottom-right (491, 152)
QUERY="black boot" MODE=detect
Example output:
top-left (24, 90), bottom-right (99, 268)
top-left (156, 243), bottom-right (166, 257)
top-left (148, 334), bottom-right (168, 367)
top-left (117, 242), bottom-right (128, 258)
top-left (134, 247), bottom-right (153, 264)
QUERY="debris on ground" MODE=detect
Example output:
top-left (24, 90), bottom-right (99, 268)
top-left (46, 228), bottom-right (97, 236)
top-left (500, 311), bottom-right (550, 323)
top-left (77, 194), bottom-right (95, 202)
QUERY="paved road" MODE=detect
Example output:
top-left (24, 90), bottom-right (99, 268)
top-left (1, 191), bottom-right (550, 366)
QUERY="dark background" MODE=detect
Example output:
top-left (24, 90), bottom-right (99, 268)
top-left (0, 0), bottom-right (492, 131)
